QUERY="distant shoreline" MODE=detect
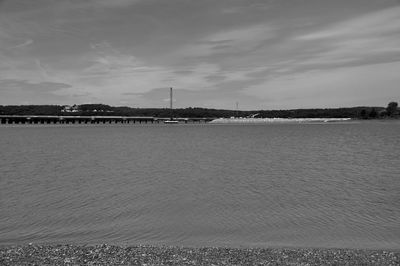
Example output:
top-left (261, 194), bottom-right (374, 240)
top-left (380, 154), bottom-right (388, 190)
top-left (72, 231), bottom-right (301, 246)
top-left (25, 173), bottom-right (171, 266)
top-left (1, 103), bottom-right (399, 120)
top-left (1, 244), bottom-right (399, 265)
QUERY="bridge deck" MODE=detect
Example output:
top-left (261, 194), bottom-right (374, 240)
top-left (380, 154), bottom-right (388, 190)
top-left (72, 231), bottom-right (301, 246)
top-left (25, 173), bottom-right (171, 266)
top-left (0, 115), bottom-right (214, 124)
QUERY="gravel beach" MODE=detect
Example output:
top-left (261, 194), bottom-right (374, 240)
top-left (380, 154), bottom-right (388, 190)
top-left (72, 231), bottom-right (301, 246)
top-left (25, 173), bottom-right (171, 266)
top-left (1, 244), bottom-right (399, 265)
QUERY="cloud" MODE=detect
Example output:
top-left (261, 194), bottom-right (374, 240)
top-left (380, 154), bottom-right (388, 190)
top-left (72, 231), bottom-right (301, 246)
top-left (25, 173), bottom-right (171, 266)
top-left (0, 79), bottom-right (75, 104)
top-left (13, 39), bottom-right (33, 48)
top-left (182, 24), bottom-right (276, 58)
top-left (1, 0), bottom-right (399, 108)
top-left (85, 0), bottom-right (142, 8)
top-left (296, 7), bottom-right (400, 41)
top-left (291, 6), bottom-right (400, 70)
top-left (221, 2), bottom-right (271, 14)
top-left (0, 79), bottom-right (71, 92)
top-left (243, 61), bottom-right (400, 109)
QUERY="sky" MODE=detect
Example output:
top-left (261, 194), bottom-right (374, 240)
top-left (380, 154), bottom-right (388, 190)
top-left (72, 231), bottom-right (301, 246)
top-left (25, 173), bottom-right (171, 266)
top-left (0, 0), bottom-right (399, 110)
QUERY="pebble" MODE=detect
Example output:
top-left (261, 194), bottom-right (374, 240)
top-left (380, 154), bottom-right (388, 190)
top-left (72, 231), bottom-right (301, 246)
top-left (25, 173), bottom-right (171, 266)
top-left (0, 244), bottom-right (399, 265)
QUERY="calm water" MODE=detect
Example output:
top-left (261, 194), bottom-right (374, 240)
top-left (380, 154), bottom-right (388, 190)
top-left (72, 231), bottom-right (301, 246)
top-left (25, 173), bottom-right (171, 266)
top-left (1, 121), bottom-right (400, 249)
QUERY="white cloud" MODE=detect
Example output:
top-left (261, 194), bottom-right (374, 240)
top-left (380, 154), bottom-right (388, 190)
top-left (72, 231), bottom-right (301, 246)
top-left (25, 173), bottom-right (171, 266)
top-left (280, 6), bottom-right (400, 74)
top-left (13, 39), bottom-right (33, 48)
top-left (181, 24), bottom-right (275, 57)
top-left (243, 61), bottom-right (400, 109)
top-left (87, 0), bottom-right (141, 8)
top-left (296, 6), bottom-right (400, 41)
top-left (206, 24), bottom-right (275, 44)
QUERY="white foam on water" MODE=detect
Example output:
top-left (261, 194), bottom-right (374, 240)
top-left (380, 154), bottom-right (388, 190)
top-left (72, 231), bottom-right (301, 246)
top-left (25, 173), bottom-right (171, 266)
top-left (209, 118), bottom-right (352, 124)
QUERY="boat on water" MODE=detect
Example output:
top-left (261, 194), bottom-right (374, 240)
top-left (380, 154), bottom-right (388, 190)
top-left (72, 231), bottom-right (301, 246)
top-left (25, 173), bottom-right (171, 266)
top-left (164, 87), bottom-right (178, 124)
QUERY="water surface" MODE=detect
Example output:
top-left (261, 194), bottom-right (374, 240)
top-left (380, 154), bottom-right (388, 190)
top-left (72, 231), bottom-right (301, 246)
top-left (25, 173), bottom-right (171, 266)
top-left (1, 121), bottom-right (399, 249)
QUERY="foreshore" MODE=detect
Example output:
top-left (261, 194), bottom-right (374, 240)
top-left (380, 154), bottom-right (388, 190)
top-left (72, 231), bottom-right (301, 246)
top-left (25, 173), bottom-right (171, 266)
top-left (1, 244), bottom-right (399, 265)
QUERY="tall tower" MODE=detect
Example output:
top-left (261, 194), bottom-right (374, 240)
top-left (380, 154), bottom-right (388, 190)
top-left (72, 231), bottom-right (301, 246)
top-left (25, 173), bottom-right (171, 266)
top-left (170, 87), bottom-right (173, 120)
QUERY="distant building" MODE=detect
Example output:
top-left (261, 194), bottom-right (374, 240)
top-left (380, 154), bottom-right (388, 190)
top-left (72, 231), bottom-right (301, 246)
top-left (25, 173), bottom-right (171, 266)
top-left (61, 105), bottom-right (79, 113)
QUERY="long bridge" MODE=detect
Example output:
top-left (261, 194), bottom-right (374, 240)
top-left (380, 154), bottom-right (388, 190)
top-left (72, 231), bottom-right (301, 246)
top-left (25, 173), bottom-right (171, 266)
top-left (0, 115), bottom-right (214, 125)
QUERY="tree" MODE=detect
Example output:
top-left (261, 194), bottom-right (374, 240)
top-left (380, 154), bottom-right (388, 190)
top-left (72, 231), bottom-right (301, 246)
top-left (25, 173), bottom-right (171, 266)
top-left (386, 102), bottom-right (398, 117)
top-left (369, 108), bottom-right (378, 118)
top-left (360, 109), bottom-right (368, 119)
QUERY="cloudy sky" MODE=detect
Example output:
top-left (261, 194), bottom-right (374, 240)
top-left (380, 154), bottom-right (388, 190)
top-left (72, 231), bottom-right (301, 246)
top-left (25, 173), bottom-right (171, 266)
top-left (1, 0), bottom-right (399, 110)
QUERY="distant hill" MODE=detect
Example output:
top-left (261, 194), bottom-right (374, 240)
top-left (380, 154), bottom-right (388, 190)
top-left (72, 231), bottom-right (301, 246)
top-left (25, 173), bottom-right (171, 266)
top-left (0, 104), bottom-right (395, 119)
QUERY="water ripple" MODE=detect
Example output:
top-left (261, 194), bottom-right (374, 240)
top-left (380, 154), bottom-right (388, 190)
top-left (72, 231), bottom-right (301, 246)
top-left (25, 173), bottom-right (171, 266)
top-left (1, 122), bottom-right (399, 249)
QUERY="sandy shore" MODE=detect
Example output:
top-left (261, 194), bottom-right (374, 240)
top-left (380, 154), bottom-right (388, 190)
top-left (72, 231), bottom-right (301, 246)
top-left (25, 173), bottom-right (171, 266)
top-left (1, 244), bottom-right (399, 265)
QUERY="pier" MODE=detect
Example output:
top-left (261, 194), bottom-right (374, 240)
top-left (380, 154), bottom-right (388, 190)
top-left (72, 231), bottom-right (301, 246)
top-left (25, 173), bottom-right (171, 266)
top-left (0, 115), bottom-right (214, 125)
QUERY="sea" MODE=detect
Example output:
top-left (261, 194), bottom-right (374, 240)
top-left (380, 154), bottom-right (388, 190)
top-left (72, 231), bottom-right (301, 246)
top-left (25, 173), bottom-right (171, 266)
top-left (1, 121), bottom-right (399, 249)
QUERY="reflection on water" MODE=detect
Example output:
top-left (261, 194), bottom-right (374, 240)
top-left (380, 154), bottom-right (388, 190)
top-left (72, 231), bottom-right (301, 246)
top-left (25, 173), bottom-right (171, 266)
top-left (1, 122), bottom-right (399, 249)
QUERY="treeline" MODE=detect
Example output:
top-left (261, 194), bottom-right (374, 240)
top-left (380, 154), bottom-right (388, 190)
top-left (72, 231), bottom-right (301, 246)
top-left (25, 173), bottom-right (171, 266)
top-left (0, 102), bottom-right (398, 119)
top-left (0, 105), bottom-right (63, 115)
top-left (258, 107), bottom-right (383, 119)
